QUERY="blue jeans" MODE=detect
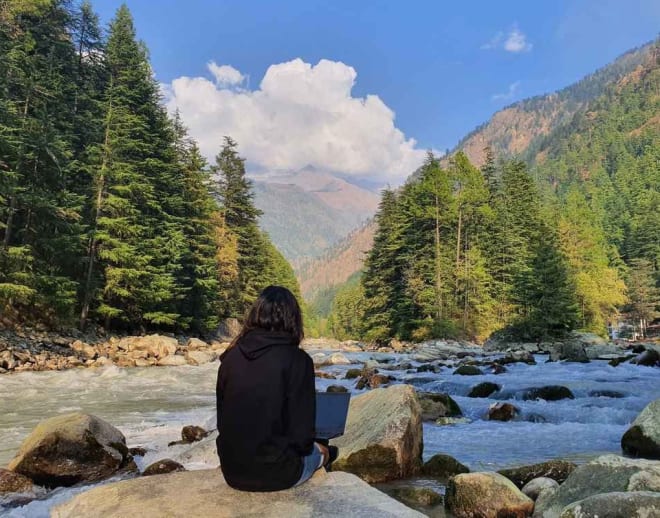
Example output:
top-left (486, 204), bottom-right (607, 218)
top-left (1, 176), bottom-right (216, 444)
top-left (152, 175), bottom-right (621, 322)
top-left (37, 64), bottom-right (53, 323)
top-left (294, 443), bottom-right (324, 486)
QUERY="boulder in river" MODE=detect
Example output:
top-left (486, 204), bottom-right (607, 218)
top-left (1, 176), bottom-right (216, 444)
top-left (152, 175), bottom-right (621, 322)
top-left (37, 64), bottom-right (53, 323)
top-left (631, 349), bottom-right (660, 367)
top-left (523, 385), bottom-right (574, 401)
top-left (468, 381), bottom-right (500, 398)
top-left (389, 486), bottom-right (442, 507)
top-left (330, 384), bottom-right (423, 483)
top-left (52, 468), bottom-right (425, 518)
top-left (446, 472), bottom-right (534, 518)
top-left (499, 459), bottom-right (576, 488)
top-left (621, 398), bottom-right (660, 459)
top-left (532, 454), bottom-right (660, 518)
top-left (521, 477), bottom-right (559, 501)
top-left (453, 365), bottom-right (483, 376)
top-left (558, 491), bottom-right (660, 518)
top-left (142, 459), bottom-right (186, 477)
top-left (157, 354), bottom-right (187, 367)
top-left (417, 392), bottom-right (462, 421)
top-left (421, 453), bottom-right (470, 479)
top-left (7, 413), bottom-right (133, 488)
top-left (488, 402), bottom-right (519, 421)
top-left (344, 368), bottom-right (362, 379)
top-left (117, 334), bottom-right (177, 359)
top-left (181, 425), bottom-right (209, 443)
top-left (185, 350), bottom-right (215, 366)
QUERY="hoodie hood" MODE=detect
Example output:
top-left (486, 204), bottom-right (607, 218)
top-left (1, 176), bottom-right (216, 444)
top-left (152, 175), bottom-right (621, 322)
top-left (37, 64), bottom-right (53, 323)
top-left (235, 328), bottom-right (296, 360)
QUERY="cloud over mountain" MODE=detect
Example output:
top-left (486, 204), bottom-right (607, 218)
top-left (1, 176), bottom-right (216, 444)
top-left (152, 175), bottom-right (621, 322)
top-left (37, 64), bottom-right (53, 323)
top-left (164, 59), bottom-right (426, 184)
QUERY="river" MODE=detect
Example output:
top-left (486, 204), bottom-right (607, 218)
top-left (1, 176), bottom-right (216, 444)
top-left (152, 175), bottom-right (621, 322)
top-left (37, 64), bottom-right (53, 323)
top-left (1, 349), bottom-right (658, 516)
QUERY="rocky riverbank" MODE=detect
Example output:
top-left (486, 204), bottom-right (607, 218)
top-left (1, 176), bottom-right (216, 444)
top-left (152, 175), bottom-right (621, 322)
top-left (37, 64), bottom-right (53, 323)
top-left (1, 384), bottom-right (659, 517)
top-left (2, 327), bottom-right (657, 375)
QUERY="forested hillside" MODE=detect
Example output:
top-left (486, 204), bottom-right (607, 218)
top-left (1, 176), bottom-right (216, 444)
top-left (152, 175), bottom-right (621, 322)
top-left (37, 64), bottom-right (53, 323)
top-left (329, 41), bottom-right (659, 342)
top-left (0, 1), bottom-right (299, 334)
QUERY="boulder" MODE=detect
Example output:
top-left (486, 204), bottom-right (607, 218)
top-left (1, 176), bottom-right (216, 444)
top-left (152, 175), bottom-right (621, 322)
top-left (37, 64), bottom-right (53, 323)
top-left (157, 354), bottom-right (187, 367)
top-left (523, 385), bottom-right (574, 401)
top-left (417, 392), bottom-right (462, 421)
top-left (172, 432), bottom-right (219, 469)
top-left (7, 413), bottom-right (132, 488)
top-left (621, 399), bottom-right (660, 459)
top-left (0, 468), bottom-right (34, 494)
top-left (329, 352), bottom-right (350, 365)
top-left (453, 365), bottom-right (483, 376)
top-left (558, 491), bottom-right (660, 518)
top-left (446, 472), bottom-right (534, 518)
top-left (532, 455), bottom-right (660, 518)
top-left (185, 337), bottom-right (208, 349)
top-left (117, 335), bottom-right (177, 359)
top-left (344, 368), bottom-right (362, 379)
top-left (181, 425), bottom-right (209, 443)
top-left (315, 371), bottom-right (336, 379)
top-left (521, 477), bottom-right (559, 500)
top-left (549, 339), bottom-right (589, 363)
top-left (488, 403), bottom-right (519, 421)
top-left (142, 459), bottom-right (186, 476)
top-left (631, 349), bottom-right (660, 367)
top-left (421, 454), bottom-right (470, 479)
top-left (52, 469), bottom-right (425, 518)
top-left (70, 340), bottom-right (96, 359)
top-left (468, 382), bottom-right (500, 398)
top-left (185, 350), bottom-right (215, 366)
top-left (498, 351), bottom-right (536, 365)
top-left (499, 460), bottom-right (576, 488)
top-left (355, 372), bottom-right (392, 390)
top-left (128, 447), bottom-right (148, 457)
top-left (330, 384), bottom-right (423, 483)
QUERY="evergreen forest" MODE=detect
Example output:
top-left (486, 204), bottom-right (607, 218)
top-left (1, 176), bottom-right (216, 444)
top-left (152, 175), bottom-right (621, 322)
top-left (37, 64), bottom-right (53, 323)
top-left (0, 1), bottom-right (300, 334)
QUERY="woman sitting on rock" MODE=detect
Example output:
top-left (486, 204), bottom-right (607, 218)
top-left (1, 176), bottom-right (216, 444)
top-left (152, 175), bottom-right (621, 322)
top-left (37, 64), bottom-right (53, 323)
top-left (216, 285), bottom-right (336, 491)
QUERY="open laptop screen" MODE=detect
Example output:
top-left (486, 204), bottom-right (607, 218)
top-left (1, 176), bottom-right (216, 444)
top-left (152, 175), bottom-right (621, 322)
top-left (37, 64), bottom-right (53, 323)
top-left (315, 392), bottom-right (351, 440)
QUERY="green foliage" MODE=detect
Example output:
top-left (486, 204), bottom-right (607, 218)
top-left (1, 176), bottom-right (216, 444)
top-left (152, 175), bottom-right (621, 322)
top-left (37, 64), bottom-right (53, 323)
top-left (0, 2), bottom-right (299, 334)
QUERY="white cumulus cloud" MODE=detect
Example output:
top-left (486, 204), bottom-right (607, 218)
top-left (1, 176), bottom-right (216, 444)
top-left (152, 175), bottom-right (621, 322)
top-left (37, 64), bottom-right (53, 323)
top-left (482, 25), bottom-right (532, 53)
top-left (164, 58), bottom-right (426, 184)
top-left (207, 61), bottom-right (245, 87)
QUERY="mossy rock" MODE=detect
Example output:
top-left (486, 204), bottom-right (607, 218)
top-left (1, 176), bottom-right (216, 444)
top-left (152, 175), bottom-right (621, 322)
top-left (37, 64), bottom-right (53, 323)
top-left (390, 486), bottom-right (442, 507)
top-left (498, 459), bottom-right (576, 488)
top-left (417, 392), bottom-right (462, 420)
top-left (453, 365), bottom-right (483, 376)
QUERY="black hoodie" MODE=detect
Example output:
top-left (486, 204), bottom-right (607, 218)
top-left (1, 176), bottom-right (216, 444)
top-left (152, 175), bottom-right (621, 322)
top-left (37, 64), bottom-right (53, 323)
top-left (216, 328), bottom-right (316, 491)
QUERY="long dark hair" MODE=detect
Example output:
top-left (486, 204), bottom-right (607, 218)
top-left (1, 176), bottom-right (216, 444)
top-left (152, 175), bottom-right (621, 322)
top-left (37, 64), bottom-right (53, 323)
top-left (231, 286), bottom-right (304, 346)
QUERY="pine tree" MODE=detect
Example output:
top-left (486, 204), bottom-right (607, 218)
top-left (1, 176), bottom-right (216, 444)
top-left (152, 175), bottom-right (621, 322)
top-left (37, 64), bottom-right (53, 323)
top-left (212, 137), bottom-right (268, 317)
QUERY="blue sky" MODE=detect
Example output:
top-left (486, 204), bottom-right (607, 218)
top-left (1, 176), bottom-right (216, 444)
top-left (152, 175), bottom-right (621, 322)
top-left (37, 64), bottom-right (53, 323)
top-left (94, 0), bottom-right (659, 184)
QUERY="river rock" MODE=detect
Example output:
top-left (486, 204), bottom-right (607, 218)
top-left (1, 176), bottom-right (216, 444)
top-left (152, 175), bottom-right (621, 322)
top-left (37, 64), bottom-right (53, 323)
top-left (185, 337), bottom-right (208, 349)
top-left (181, 425), bottom-right (209, 443)
top-left (468, 382), bottom-right (500, 398)
top-left (521, 477), bottom-right (559, 500)
top-left (390, 486), bottom-right (442, 507)
top-left (70, 340), bottom-right (96, 359)
top-left (157, 354), bottom-right (187, 367)
top-left (142, 459), bottom-right (186, 476)
top-left (117, 335), bottom-right (177, 359)
top-left (523, 385), bottom-right (574, 401)
top-left (344, 368), bottom-right (362, 379)
top-left (453, 365), bottom-right (483, 376)
top-left (326, 385), bottom-right (348, 393)
top-left (549, 340), bottom-right (589, 363)
top-left (329, 352), bottom-right (350, 365)
top-left (631, 349), bottom-right (660, 367)
top-left (417, 392), bottom-right (462, 421)
top-left (330, 384), bottom-right (423, 483)
top-left (558, 491), bottom-right (660, 518)
top-left (52, 468), bottom-right (425, 518)
top-left (421, 453), bottom-right (470, 479)
top-left (532, 455), bottom-right (660, 518)
top-left (7, 413), bottom-right (132, 488)
top-left (185, 350), bottom-right (215, 366)
top-left (172, 432), bottom-right (219, 468)
top-left (488, 402), bottom-right (519, 421)
top-left (446, 472), bottom-right (534, 518)
top-left (0, 468), bottom-right (34, 494)
top-left (498, 351), bottom-right (536, 365)
top-left (622, 398), bottom-right (660, 459)
top-left (355, 372), bottom-right (392, 390)
top-left (499, 460), bottom-right (576, 488)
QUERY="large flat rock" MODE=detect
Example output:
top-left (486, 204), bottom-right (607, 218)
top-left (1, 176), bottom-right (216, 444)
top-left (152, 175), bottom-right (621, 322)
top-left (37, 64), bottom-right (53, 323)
top-left (52, 468), bottom-right (424, 517)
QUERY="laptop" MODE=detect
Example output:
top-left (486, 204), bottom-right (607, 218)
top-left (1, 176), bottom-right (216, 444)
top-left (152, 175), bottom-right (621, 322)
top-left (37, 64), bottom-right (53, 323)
top-left (315, 392), bottom-right (351, 440)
